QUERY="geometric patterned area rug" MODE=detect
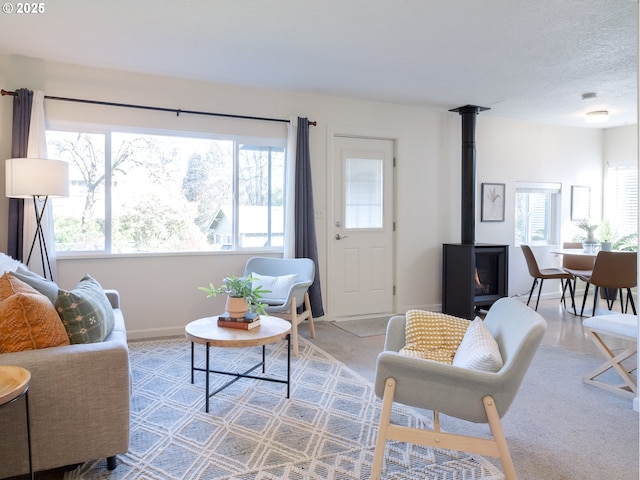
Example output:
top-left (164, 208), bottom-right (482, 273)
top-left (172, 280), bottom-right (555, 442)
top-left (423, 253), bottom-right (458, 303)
top-left (65, 337), bottom-right (504, 479)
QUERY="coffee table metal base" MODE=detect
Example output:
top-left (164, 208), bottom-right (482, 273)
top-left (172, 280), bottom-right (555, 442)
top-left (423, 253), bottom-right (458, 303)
top-left (190, 335), bottom-right (291, 413)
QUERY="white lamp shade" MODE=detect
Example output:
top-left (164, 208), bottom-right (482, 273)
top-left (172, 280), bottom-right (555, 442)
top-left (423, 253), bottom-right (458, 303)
top-left (5, 158), bottom-right (70, 198)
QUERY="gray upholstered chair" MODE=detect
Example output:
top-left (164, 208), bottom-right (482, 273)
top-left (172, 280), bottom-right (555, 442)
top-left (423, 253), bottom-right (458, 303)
top-left (371, 297), bottom-right (547, 480)
top-left (243, 256), bottom-right (316, 356)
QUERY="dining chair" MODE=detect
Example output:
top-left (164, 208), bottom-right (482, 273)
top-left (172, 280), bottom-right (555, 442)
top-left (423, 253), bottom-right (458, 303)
top-left (577, 251), bottom-right (637, 317)
top-left (560, 241), bottom-right (595, 303)
top-left (521, 245), bottom-right (575, 312)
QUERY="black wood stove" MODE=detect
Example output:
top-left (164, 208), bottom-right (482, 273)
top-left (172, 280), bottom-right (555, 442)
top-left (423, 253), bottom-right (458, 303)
top-left (442, 105), bottom-right (508, 319)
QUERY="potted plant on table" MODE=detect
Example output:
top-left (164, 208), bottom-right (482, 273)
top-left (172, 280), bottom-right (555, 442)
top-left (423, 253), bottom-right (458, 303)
top-left (575, 220), bottom-right (599, 252)
top-left (598, 220), bottom-right (614, 251)
top-left (199, 275), bottom-right (271, 318)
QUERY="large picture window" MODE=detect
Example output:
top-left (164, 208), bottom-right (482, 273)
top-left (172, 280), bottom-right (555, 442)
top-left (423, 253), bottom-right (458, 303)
top-left (46, 127), bottom-right (285, 255)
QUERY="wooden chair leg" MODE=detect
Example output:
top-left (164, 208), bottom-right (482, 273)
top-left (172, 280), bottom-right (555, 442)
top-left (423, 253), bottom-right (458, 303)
top-left (371, 384), bottom-right (517, 480)
top-left (304, 292), bottom-right (316, 339)
top-left (483, 396), bottom-right (517, 480)
top-left (371, 378), bottom-right (396, 480)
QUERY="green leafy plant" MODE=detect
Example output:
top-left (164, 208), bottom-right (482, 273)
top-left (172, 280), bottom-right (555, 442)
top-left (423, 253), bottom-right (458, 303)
top-left (598, 219), bottom-right (614, 243)
top-left (612, 232), bottom-right (638, 251)
top-left (577, 219), bottom-right (637, 251)
top-left (199, 275), bottom-right (271, 315)
top-left (575, 220), bottom-right (599, 242)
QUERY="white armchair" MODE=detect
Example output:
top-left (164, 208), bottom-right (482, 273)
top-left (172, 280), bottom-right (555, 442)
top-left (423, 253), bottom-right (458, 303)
top-left (371, 297), bottom-right (547, 480)
top-left (243, 257), bottom-right (316, 355)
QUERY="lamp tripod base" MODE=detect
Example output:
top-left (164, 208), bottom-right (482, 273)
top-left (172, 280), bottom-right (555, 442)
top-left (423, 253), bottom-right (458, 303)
top-left (26, 195), bottom-right (53, 280)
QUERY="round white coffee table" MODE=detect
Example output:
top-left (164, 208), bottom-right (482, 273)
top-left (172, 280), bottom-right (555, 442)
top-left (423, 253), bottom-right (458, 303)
top-left (185, 315), bottom-right (291, 412)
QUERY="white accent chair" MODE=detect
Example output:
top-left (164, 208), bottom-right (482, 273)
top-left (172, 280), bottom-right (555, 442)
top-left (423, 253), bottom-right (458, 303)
top-left (371, 297), bottom-right (547, 480)
top-left (243, 257), bottom-right (316, 356)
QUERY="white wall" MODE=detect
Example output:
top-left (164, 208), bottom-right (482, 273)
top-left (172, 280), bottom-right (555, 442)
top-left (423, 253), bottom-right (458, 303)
top-left (0, 54), bottom-right (628, 338)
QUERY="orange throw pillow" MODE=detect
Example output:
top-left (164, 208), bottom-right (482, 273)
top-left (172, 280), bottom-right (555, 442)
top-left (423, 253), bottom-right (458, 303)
top-left (0, 271), bottom-right (40, 299)
top-left (0, 273), bottom-right (70, 352)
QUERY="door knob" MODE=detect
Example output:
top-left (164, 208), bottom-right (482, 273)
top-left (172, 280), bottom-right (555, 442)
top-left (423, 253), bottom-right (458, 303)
top-left (335, 233), bottom-right (349, 240)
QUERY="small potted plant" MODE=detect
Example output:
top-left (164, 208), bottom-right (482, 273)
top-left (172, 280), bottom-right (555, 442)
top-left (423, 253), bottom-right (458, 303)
top-left (598, 219), bottom-right (614, 251)
top-left (199, 275), bottom-right (271, 317)
top-left (575, 220), bottom-right (599, 252)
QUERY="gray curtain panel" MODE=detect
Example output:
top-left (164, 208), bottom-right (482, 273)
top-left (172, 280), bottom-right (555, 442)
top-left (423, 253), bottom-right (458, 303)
top-left (294, 117), bottom-right (324, 317)
top-left (7, 88), bottom-right (33, 260)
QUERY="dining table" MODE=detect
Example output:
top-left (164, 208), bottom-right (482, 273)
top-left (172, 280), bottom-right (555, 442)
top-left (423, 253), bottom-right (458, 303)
top-left (550, 248), bottom-right (599, 257)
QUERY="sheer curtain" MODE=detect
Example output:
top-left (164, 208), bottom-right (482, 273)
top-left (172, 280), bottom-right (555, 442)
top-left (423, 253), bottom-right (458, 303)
top-left (24, 91), bottom-right (59, 279)
top-left (283, 117), bottom-right (297, 258)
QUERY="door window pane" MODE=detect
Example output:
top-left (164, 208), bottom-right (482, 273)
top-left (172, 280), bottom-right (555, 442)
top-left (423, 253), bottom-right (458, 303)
top-left (344, 157), bottom-right (383, 229)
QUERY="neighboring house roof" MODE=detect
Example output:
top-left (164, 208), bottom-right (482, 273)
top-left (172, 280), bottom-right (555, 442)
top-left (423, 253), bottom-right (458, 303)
top-left (209, 206), bottom-right (284, 234)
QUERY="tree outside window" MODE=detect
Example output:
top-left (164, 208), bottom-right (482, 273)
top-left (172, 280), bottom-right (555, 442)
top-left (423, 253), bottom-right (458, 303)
top-left (46, 128), bottom-right (285, 254)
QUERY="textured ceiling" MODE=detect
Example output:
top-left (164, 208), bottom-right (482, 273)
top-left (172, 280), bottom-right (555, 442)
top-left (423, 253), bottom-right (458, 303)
top-left (0, 0), bottom-right (637, 128)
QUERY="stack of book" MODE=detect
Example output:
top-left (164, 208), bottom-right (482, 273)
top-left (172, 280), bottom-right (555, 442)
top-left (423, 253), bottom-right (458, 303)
top-left (217, 312), bottom-right (261, 330)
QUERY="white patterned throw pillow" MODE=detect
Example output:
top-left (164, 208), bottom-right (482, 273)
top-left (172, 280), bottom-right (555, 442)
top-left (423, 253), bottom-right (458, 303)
top-left (251, 272), bottom-right (298, 303)
top-left (452, 316), bottom-right (503, 372)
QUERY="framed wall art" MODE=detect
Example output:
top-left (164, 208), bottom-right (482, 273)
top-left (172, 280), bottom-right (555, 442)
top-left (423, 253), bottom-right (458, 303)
top-left (570, 185), bottom-right (590, 221)
top-left (481, 183), bottom-right (505, 222)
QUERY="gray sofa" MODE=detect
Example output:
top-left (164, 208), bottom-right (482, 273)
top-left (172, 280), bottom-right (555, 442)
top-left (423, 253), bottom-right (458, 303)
top-left (0, 290), bottom-right (130, 478)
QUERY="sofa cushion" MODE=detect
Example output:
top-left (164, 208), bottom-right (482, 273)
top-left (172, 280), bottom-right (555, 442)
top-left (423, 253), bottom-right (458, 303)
top-left (11, 266), bottom-right (59, 304)
top-left (56, 274), bottom-right (115, 344)
top-left (0, 273), bottom-right (70, 352)
top-left (399, 310), bottom-right (469, 364)
top-left (452, 316), bottom-right (504, 372)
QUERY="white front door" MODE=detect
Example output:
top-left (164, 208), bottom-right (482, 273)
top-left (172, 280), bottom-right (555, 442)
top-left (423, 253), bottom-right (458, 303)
top-left (330, 136), bottom-right (395, 320)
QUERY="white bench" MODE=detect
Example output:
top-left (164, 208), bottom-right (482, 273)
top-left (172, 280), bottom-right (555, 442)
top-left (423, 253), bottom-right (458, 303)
top-left (582, 313), bottom-right (638, 399)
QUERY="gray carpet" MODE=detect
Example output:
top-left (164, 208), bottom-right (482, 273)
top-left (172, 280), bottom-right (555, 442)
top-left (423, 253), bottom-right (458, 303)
top-left (437, 343), bottom-right (638, 480)
top-left (65, 337), bottom-right (502, 479)
top-left (333, 317), bottom-right (390, 337)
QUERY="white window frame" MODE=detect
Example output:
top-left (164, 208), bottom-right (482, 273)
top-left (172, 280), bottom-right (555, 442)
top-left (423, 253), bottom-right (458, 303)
top-left (47, 122), bottom-right (287, 256)
top-left (514, 182), bottom-right (561, 246)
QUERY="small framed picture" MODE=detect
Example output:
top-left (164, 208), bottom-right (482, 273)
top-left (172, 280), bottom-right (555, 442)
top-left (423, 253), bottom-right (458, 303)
top-left (481, 183), bottom-right (505, 222)
top-left (570, 185), bottom-right (591, 221)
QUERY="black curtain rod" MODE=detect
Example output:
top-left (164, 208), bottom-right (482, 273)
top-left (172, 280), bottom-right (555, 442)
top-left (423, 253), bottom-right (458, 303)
top-left (1, 89), bottom-right (316, 126)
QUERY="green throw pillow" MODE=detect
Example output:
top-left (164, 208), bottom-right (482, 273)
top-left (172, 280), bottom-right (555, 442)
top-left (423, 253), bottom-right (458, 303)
top-left (56, 274), bottom-right (115, 344)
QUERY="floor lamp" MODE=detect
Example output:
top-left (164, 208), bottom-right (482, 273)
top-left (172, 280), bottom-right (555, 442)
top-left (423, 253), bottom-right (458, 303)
top-left (5, 158), bottom-right (70, 279)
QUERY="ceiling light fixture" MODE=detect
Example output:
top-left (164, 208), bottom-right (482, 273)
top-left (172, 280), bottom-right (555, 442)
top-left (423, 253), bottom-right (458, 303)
top-left (585, 110), bottom-right (609, 123)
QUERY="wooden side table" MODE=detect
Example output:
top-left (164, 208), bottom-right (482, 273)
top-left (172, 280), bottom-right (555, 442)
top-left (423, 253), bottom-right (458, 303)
top-left (0, 365), bottom-right (34, 480)
top-left (185, 315), bottom-right (291, 413)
